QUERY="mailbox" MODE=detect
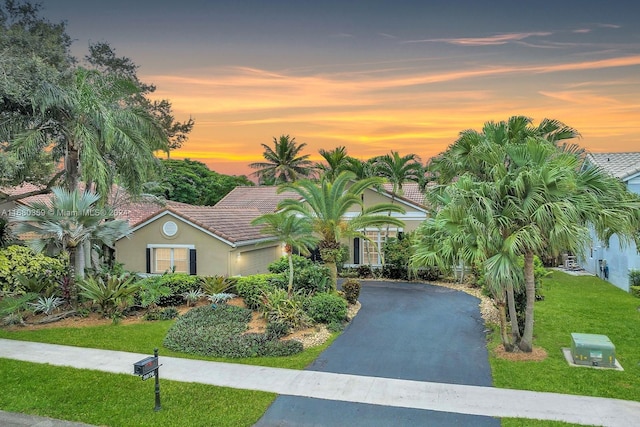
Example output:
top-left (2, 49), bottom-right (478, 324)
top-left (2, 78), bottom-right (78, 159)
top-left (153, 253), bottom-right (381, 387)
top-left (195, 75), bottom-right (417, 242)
top-left (134, 356), bottom-right (159, 376)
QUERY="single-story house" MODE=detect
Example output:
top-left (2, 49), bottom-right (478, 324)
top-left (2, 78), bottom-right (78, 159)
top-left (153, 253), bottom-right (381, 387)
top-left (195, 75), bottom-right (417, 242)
top-left (578, 152), bottom-right (640, 291)
top-left (115, 182), bottom-right (428, 275)
top-left (3, 181), bottom-right (429, 277)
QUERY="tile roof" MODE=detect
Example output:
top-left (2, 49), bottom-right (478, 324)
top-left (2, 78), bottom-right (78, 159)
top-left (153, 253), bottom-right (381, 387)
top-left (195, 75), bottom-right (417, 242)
top-left (214, 186), bottom-right (301, 212)
top-left (0, 182), bottom-right (44, 197)
top-left (586, 152), bottom-right (640, 180)
top-left (380, 182), bottom-right (426, 208)
top-left (166, 205), bottom-right (269, 244)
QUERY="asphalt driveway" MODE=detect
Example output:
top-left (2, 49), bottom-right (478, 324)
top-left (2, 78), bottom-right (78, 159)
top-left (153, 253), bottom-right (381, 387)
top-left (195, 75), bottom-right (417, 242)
top-left (254, 280), bottom-right (500, 426)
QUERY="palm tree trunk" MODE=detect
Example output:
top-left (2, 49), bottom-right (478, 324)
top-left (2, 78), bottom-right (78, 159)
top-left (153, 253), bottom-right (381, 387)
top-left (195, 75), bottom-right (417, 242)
top-left (65, 146), bottom-right (80, 191)
top-left (519, 251), bottom-right (536, 352)
top-left (75, 244), bottom-right (86, 280)
top-left (287, 252), bottom-right (294, 297)
top-left (497, 297), bottom-right (514, 352)
top-left (506, 281), bottom-right (521, 343)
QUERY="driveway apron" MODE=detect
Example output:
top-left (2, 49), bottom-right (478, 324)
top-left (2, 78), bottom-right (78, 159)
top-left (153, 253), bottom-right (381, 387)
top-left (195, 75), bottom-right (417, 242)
top-left (254, 280), bottom-right (500, 426)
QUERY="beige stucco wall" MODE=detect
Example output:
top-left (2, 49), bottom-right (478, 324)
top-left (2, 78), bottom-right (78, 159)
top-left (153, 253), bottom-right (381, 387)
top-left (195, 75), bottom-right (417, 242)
top-left (342, 187), bottom-right (427, 265)
top-left (115, 212), bottom-right (281, 276)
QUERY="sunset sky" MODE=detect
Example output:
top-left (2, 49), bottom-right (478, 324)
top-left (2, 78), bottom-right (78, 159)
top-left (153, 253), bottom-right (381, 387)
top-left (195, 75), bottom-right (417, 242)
top-left (41, 0), bottom-right (640, 176)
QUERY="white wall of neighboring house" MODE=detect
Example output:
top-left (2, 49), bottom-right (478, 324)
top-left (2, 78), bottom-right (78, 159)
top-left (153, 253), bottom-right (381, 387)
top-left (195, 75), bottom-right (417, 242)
top-left (581, 173), bottom-right (640, 292)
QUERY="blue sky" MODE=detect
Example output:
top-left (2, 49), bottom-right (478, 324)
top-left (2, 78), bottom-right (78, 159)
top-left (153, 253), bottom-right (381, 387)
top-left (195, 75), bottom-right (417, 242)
top-left (38, 0), bottom-right (640, 175)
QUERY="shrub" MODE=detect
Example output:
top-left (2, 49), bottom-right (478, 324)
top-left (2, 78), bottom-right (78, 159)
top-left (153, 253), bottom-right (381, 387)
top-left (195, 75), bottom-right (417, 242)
top-left (163, 305), bottom-right (303, 358)
top-left (260, 288), bottom-right (311, 330)
top-left (200, 275), bottom-right (237, 295)
top-left (144, 306), bottom-right (179, 321)
top-left (415, 266), bottom-right (441, 282)
top-left (307, 292), bottom-right (347, 324)
top-left (294, 265), bottom-right (331, 294)
top-left (77, 274), bottom-right (140, 318)
top-left (629, 270), bottom-right (640, 288)
top-left (268, 256), bottom-right (331, 294)
top-left (382, 234), bottom-right (414, 280)
top-left (0, 245), bottom-right (67, 295)
top-left (630, 286), bottom-right (640, 298)
top-left (268, 255), bottom-right (315, 274)
top-left (137, 280), bottom-right (172, 309)
top-left (0, 292), bottom-right (38, 325)
top-left (234, 274), bottom-right (278, 309)
top-left (342, 279), bottom-right (361, 304)
top-left (265, 320), bottom-right (290, 339)
top-left (136, 273), bottom-right (200, 307)
top-left (356, 265), bottom-right (372, 278)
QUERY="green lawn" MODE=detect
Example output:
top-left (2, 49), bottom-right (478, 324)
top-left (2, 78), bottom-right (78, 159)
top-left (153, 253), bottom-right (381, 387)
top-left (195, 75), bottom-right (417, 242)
top-left (2, 271), bottom-right (639, 426)
top-left (491, 271), bottom-right (640, 403)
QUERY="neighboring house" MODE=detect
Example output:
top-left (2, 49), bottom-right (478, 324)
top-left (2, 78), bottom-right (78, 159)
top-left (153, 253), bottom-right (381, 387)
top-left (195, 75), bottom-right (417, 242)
top-left (579, 152), bottom-right (640, 291)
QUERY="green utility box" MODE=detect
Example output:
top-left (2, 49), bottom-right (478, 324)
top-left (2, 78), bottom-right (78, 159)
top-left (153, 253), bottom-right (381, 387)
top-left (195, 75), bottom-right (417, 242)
top-left (571, 333), bottom-right (616, 368)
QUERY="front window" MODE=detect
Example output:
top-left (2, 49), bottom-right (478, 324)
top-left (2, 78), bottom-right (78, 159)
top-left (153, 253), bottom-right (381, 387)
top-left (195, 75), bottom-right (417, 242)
top-left (362, 229), bottom-right (398, 266)
top-left (152, 246), bottom-right (189, 273)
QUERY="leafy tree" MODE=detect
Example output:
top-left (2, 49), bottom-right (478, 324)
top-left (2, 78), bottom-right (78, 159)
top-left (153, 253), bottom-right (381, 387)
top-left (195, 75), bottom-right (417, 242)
top-left (278, 171), bottom-right (406, 289)
top-left (0, 0), bottom-right (73, 194)
top-left (249, 135), bottom-right (314, 184)
top-left (252, 212), bottom-right (319, 296)
top-left (147, 159), bottom-right (253, 205)
top-left (9, 67), bottom-right (168, 197)
top-left (84, 42), bottom-right (194, 157)
top-left (11, 187), bottom-right (131, 281)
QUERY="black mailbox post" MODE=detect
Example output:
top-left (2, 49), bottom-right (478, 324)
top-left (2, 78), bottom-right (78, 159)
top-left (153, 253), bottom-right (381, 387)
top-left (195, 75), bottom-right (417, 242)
top-left (133, 348), bottom-right (161, 411)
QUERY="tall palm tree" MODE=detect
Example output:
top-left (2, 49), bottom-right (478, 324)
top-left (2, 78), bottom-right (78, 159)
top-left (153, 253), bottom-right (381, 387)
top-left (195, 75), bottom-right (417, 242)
top-left (11, 187), bottom-right (131, 280)
top-left (277, 171), bottom-right (406, 289)
top-left (251, 212), bottom-right (319, 296)
top-left (373, 151), bottom-right (423, 245)
top-left (344, 157), bottom-right (377, 180)
top-left (10, 67), bottom-right (168, 198)
top-left (249, 135), bottom-right (314, 184)
top-left (315, 146), bottom-right (350, 182)
top-left (418, 116), bottom-right (640, 352)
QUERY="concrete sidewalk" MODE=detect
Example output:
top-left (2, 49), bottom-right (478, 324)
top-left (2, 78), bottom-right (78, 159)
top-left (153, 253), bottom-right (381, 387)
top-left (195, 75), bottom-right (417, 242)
top-left (1, 338), bottom-right (640, 426)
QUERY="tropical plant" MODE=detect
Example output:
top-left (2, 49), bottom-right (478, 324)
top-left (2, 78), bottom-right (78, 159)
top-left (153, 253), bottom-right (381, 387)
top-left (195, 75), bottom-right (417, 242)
top-left (137, 280), bottom-right (172, 309)
top-left (0, 292), bottom-right (38, 325)
top-left (199, 275), bottom-right (236, 295)
top-left (207, 293), bottom-right (236, 304)
top-left (248, 135), bottom-right (314, 184)
top-left (0, 218), bottom-right (14, 248)
top-left (9, 67), bottom-right (168, 197)
top-left (416, 116), bottom-right (640, 352)
top-left (260, 288), bottom-right (311, 330)
top-left (11, 187), bottom-right (131, 280)
top-left (0, 245), bottom-right (67, 295)
top-left (182, 288), bottom-right (205, 306)
top-left (315, 146), bottom-right (351, 182)
top-left (278, 171), bottom-right (406, 289)
top-left (77, 273), bottom-right (140, 318)
top-left (252, 212), bottom-right (319, 296)
top-left (28, 295), bottom-right (64, 315)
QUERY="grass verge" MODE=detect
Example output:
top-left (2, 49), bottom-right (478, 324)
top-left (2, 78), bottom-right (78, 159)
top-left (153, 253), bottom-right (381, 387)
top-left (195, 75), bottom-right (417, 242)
top-left (0, 358), bottom-right (274, 427)
top-left (490, 271), bottom-right (640, 404)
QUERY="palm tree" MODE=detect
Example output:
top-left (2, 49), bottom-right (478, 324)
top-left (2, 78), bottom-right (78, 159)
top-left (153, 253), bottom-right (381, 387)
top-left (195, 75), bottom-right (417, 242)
top-left (11, 187), bottom-right (131, 280)
top-left (315, 146), bottom-right (350, 182)
top-left (373, 151), bottom-right (423, 245)
top-left (251, 212), bottom-right (319, 296)
top-left (249, 135), bottom-right (314, 184)
top-left (419, 116), bottom-right (640, 352)
top-left (277, 171), bottom-right (406, 289)
top-left (344, 157), bottom-right (377, 180)
top-left (10, 67), bottom-right (168, 198)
